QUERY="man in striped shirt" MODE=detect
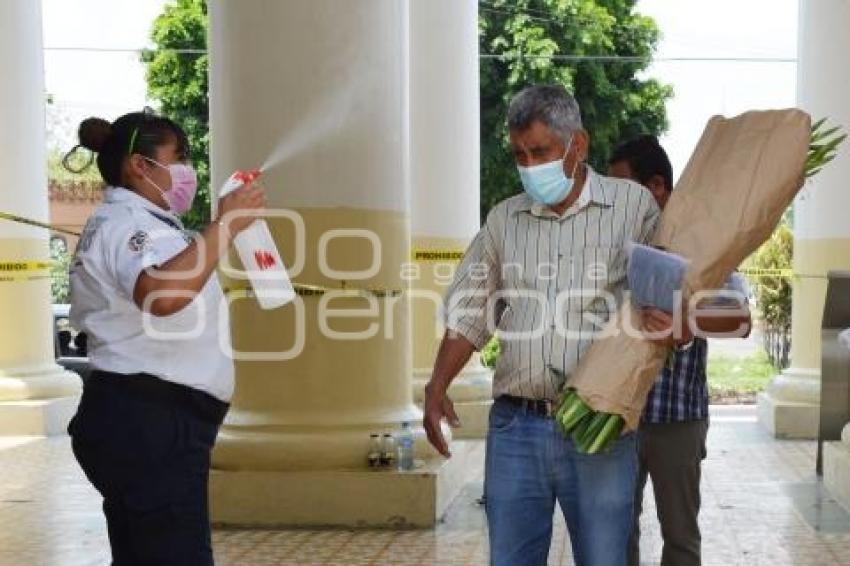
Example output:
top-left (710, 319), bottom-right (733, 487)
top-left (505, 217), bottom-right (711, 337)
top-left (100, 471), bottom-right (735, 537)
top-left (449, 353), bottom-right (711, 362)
top-left (608, 135), bottom-right (752, 566)
top-left (423, 85), bottom-right (670, 566)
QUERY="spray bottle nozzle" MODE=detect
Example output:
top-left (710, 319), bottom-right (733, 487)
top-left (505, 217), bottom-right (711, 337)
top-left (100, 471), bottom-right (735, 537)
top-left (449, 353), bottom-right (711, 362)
top-left (234, 169), bottom-right (262, 183)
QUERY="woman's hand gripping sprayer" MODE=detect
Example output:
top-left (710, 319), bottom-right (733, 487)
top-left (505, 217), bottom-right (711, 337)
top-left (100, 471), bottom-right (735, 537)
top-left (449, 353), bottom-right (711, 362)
top-left (218, 170), bottom-right (295, 309)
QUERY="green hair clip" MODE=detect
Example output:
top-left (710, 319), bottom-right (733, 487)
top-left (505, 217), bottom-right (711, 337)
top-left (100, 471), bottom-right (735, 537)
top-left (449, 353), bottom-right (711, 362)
top-left (128, 126), bottom-right (140, 156)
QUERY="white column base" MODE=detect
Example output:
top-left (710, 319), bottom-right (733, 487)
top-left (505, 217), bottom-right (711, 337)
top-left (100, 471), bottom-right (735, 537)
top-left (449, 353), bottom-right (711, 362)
top-left (0, 364), bottom-right (81, 436)
top-left (0, 363), bottom-right (82, 401)
top-left (413, 365), bottom-right (493, 439)
top-left (214, 404), bottom-right (448, 472)
top-left (824, 425), bottom-right (850, 511)
top-left (0, 395), bottom-right (79, 436)
top-left (757, 367), bottom-right (821, 439)
top-left (210, 439), bottom-right (483, 528)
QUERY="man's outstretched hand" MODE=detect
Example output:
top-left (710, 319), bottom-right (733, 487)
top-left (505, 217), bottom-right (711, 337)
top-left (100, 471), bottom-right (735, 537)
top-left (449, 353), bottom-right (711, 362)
top-left (422, 330), bottom-right (476, 458)
top-left (422, 383), bottom-right (461, 458)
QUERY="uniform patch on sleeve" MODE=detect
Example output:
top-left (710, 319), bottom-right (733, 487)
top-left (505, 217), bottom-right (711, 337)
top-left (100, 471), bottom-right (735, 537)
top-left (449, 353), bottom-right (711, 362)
top-left (77, 216), bottom-right (106, 253)
top-left (128, 230), bottom-right (151, 253)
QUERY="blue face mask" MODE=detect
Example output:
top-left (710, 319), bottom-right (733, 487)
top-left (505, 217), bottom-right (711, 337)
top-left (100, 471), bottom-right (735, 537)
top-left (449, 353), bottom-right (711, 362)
top-left (517, 138), bottom-right (577, 206)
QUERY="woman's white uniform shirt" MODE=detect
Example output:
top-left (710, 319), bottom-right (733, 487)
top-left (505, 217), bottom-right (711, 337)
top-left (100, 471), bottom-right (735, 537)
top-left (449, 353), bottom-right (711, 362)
top-left (70, 187), bottom-right (234, 402)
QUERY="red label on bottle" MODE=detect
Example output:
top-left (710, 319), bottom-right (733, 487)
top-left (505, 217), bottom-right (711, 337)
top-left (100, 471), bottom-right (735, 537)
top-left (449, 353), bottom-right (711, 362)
top-left (254, 250), bottom-right (277, 270)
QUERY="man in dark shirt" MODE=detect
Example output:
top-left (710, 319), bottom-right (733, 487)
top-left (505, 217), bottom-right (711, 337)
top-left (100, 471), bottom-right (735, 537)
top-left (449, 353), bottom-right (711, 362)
top-left (609, 136), bottom-right (752, 566)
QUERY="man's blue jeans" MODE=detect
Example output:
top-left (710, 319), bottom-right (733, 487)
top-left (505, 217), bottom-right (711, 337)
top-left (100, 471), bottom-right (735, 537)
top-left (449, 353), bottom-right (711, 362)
top-left (485, 397), bottom-right (638, 566)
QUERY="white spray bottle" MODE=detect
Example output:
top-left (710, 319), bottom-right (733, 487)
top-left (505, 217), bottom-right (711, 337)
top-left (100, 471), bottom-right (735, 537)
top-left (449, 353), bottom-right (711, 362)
top-left (218, 170), bottom-right (295, 309)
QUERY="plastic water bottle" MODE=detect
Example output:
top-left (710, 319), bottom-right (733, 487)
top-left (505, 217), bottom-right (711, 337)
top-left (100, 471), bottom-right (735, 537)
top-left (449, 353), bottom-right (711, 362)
top-left (367, 433), bottom-right (382, 469)
top-left (397, 422), bottom-right (414, 471)
top-left (218, 170), bottom-right (295, 310)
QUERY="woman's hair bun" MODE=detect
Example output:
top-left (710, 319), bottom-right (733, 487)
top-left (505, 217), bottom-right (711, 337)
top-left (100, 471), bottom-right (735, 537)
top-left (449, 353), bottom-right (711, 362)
top-left (78, 117), bottom-right (112, 153)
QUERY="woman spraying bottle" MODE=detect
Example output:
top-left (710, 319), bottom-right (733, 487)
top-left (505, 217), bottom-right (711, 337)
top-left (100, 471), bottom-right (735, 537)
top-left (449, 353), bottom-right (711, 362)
top-left (66, 109), bottom-right (264, 565)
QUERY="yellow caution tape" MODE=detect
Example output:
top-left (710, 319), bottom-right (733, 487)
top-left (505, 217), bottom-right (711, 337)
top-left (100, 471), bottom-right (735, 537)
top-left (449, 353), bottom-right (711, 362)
top-left (739, 268), bottom-right (835, 280)
top-left (0, 260), bottom-right (53, 272)
top-left (739, 267), bottom-right (795, 278)
top-left (0, 260), bottom-right (53, 282)
top-left (224, 282), bottom-right (403, 299)
top-left (411, 249), bottom-right (465, 262)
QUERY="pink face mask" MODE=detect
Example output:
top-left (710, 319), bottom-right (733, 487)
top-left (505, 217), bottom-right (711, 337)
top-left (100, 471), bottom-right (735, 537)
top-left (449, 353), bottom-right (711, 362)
top-left (142, 157), bottom-right (199, 215)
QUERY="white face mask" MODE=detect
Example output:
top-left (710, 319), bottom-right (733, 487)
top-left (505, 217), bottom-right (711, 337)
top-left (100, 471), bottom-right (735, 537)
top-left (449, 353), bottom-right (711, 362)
top-left (516, 136), bottom-right (578, 205)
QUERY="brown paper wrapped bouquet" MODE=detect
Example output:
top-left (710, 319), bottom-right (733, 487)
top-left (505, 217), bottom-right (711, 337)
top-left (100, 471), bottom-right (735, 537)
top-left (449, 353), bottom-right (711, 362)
top-left (557, 109), bottom-right (812, 453)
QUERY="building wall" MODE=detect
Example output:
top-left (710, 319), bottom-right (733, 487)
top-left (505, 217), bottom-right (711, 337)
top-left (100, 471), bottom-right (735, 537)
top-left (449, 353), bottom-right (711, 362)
top-left (47, 181), bottom-right (102, 250)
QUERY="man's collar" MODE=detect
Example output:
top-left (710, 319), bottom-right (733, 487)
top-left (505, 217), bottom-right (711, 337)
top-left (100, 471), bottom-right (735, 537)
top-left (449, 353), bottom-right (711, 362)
top-left (584, 167), bottom-right (615, 206)
top-left (515, 166), bottom-right (613, 218)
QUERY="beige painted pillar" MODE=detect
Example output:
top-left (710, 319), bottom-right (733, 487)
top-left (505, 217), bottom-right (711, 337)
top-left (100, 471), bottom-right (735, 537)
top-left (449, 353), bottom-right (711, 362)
top-left (209, 0), bottom-right (425, 471)
top-left (757, 0), bottom-right (850, 439)
top-left (205, 0), bottom-right (478, 527)
top-left (409, 0), bottom-right (492, 439)
top-left (0, 0), bottom-right (81, 435)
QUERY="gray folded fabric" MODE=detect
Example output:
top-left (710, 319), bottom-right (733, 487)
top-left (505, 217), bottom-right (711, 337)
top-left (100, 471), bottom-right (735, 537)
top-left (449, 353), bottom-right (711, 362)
top-left (626, 242), bottom-right (689, 313)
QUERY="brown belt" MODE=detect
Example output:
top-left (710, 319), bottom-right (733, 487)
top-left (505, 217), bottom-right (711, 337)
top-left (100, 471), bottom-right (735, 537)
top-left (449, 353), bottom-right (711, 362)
top-left (498, 395), bottom-right (558, 418)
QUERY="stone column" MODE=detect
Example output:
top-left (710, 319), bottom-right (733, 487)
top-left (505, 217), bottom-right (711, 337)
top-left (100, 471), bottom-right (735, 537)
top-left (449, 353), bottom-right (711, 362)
top-left (0, 0), bottom-right (81, 435)
top-left (207, 0), bottom-right (478, 527)
top-left (408, 0), bottom-right (493, 438)
top-left (757, 0), bottom-right (850, 439)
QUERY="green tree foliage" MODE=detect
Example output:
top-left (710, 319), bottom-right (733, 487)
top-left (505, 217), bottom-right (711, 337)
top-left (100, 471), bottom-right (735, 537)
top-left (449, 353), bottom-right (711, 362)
top-left (747, 223), bottom-right (793, 332)
top-left (50, 237), bottom-right (72, 304)
top-left (479, 0), bottom-right (672, 218)
top-left (745, 223), bottom-right (792, 369)
top-left (142, 0), bottom-right (209, 231)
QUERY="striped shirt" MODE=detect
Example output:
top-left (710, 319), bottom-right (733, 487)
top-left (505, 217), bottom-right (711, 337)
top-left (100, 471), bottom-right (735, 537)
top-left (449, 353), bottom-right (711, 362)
top-left (444, 168), bottom-right (660, 401)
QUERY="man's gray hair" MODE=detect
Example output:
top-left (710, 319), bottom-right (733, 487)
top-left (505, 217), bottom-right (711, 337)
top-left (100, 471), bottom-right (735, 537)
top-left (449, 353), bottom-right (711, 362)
top-left (507, 84), bottom-right (583, 141)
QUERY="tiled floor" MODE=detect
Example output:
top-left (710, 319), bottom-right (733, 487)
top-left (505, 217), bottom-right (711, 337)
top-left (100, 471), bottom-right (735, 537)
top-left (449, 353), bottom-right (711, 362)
top-left (1, 405), bottom-right (850, 565)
